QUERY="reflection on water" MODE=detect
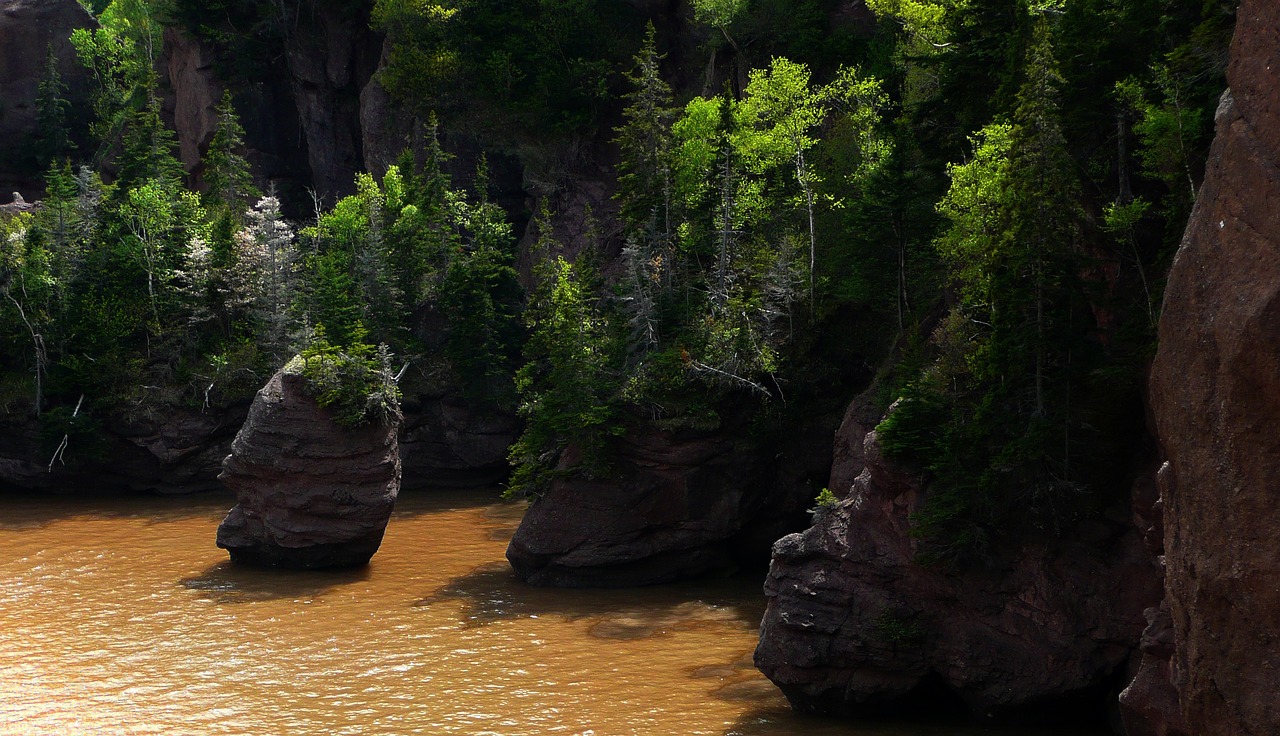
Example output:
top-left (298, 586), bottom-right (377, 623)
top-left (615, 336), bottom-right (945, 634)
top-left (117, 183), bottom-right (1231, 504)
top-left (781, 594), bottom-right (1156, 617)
top-left (181, 562), bottom-right (374, 604)
top-left (0, 490), bottom-right (1104, 736)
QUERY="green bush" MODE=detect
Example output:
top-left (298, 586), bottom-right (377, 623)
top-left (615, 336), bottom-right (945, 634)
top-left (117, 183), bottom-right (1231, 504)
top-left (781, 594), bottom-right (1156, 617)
top-left (290, 334), bottom-right (401, 429)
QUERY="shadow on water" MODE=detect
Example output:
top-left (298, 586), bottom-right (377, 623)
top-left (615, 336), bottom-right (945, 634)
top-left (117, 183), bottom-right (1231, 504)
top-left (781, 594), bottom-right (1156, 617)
top-left (0, 490), bottom-right (237, 530)
top-left (179, 560), bottom-right (371, 604)
top-left (413, 561), bottom-right (769, 638)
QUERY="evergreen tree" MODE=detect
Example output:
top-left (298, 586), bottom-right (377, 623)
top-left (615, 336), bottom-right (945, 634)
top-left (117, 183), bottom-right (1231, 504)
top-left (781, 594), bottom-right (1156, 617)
top-left (615, 24), bottom-right (675, 234)
top-left (202, 90), bottom-right (258, 215)
top-left (232, 193), bottom-right (297, 361)
top-left (508, 221), bottom-right (619, 497)
top-left (115, 87), bottom-right (184, 191)
top-left (35, 44), bottom-right (74, 168)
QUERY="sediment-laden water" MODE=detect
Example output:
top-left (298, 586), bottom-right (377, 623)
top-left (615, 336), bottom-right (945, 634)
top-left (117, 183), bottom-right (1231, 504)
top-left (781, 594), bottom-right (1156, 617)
top-left (0, 490), bottom-right (1103, 735)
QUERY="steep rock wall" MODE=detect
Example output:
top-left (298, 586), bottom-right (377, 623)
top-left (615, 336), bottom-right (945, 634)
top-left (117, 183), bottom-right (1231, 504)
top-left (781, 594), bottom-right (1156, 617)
top-left (1147, 1), bottom-right (1280, 732)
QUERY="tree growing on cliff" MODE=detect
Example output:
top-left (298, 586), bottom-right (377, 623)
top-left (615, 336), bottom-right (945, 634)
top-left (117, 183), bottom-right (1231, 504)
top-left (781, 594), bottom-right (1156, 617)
top-left (508, 222), bottom-right (620, 497)
top-left (35, 44), bottom-right (74, 169)
top-left (231, 193), bottom-right (297, 361)
top-left (203, 90), bottom-right (258, 216)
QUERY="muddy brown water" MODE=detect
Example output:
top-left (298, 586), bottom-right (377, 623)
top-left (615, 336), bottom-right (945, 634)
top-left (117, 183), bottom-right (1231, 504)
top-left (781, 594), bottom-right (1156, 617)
top-left (0, 490), bottom-right (1107, 735)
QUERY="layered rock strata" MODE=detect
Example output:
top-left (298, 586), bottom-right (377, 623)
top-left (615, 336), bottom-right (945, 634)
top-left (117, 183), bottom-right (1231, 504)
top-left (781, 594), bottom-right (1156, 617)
top-left (217, 367), bottom-right (401, 569)
top-left (506, 415), bottom-right (835, 587)
top-left (1147, 2), bottom-right (1280, 731)
top-left (754, 425), bottom-right (1155, 720)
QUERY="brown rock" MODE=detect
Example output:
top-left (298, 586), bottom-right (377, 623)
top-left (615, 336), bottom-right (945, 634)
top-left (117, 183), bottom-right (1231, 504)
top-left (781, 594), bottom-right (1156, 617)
top-left (1116, 462), bottom-right (1187, 736)
top-left (506, 430), bottom-right (745, 587)
top-left (280, 3), bottom-right (383, 201)
top-left (755, 428), bottom-right (1155, 720)
top-left (399, 396), bottom-right (520, 489)
top-left (216, 366), bottom-right (402, 569)
top-left (1119, 603), bottom-right (1189, 736)
top-left (160, 27), bottom-right (221, 183)
top-left (827, 390), bottom-right (881, 498)
top-left (1148, 2), bottom-right (1280, 732)
top-left (506, 411), bottom-right (835, 587)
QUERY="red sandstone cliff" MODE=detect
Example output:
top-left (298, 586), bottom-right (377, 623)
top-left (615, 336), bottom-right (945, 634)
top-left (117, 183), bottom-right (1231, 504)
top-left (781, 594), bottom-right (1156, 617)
top-left (1147, 1), bottom-right (1280, 732)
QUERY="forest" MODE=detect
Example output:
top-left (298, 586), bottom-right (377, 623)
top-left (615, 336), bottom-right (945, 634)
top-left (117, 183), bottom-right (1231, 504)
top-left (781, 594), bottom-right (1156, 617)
top-left (0, 0), bottom-right (1232, 565)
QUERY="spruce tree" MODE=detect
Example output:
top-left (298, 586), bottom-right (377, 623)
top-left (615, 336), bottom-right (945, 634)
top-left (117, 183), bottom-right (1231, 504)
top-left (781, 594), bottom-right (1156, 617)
top-left (615, 24), bottom-right (675, 234)
top-left (203, 90), bottom-right (258, 215)
top-left (116, 84), bottom-right (184, 191)
top-left (35, 44), bottom-right (74, 168)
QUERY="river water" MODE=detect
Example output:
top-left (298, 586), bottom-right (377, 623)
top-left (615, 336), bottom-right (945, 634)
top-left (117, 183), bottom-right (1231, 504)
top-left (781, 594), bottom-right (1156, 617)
top-left (0, 490), bottom-right (1106, 736)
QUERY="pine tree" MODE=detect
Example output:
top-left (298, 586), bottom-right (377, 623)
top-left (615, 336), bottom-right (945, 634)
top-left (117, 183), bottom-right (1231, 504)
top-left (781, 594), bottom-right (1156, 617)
top-left (116, 85), bottom-right (184, 191)
top-left (203, 90), bottom-right (258, 215)
top-left (615, 24), bottom-right (675, 234)
top-left (232, 192), bottom-right (298, 360)
top-left (35, 44), bottom-right (74, 168)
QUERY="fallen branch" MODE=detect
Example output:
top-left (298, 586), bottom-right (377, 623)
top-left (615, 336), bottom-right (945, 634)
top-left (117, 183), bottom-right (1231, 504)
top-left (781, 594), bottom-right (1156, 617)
top-left (47, 394), bottom-right (84, 472)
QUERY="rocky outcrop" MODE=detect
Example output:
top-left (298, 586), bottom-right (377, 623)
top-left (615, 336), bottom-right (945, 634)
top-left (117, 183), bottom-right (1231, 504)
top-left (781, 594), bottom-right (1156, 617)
top-left (1117, 463), bottom-right (1188, 736)
top-left (0, 403), bottom-right (247, 495)
top-left (1147, 2), bottom-right (1280, 732)
top-left (754, 426), bottom-right (1155, 720)
top-left (216, 366), bottom-right (401, 569)
top-left (160, 27), bottom-right (221, 185)
top-left (506, 412), bottom-right (836, 587)
top-left (0, 0), bottom-right (95, 193)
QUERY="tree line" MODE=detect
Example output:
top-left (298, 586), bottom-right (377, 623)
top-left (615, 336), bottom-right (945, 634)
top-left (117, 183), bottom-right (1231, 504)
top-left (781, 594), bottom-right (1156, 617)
top-left (2, 0), bottom-right (1232, 563)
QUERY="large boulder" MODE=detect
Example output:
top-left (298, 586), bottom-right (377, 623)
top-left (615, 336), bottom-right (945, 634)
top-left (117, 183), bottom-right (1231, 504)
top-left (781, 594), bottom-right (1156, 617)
top-left (1147, 2), bottom-right (1280, 732)
top-left (754, 426), bottom-right (1155, 720)
top-left (217, 366), bottom-right (402, 569)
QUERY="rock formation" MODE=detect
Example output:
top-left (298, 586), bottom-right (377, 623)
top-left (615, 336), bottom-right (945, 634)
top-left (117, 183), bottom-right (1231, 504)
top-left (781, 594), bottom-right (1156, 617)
top-left (160, 27), bottom-right (221, 186)
top-left (506, 413), bottom-right (836, 587)
top-left (279, 3), bottom-right (383, 202)
top-left (754, 422), bottom-right (1155, 720)
top-left (1147, 1), bottom-right (1280, 732)
top-left (217, 365), bottom-right (402, 569)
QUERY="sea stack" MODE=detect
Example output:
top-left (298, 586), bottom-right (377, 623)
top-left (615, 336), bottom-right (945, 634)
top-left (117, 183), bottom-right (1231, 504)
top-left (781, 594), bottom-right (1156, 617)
top-left (216, 362), bottom-right (402, 569)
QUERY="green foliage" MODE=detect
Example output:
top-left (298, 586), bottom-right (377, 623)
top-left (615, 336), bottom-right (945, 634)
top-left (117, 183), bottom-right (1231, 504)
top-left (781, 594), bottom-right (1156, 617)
top-left (293, 335), bottom-right (401, 429)
top-left (72, 0), bottom-right (166, 162)
top-left (813, 487), bottom-right (839, 510)
top-left (373, 0), bottom-right (644, 139)
top-left (38, 402), bottom-right (107, 465)
top-left (203, 90), bottom-right (258, 215)
top-left (508, 250), bottom-right (621, 497)
top-left (439, 200), bottom-right (522, 406)
top-left (872, 610), bottom-right (926, 648)
top-left (35, 44), bottom-right (74, 168)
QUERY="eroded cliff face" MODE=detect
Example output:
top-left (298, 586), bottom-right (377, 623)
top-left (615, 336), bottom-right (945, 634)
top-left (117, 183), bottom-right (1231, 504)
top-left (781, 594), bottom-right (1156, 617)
top-left (159, 8), bottom-right (384, 204)
top-left (1147, 2), bottom-right (1280, 732)
top-left (754, 422), bottom-right (1155, 720)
